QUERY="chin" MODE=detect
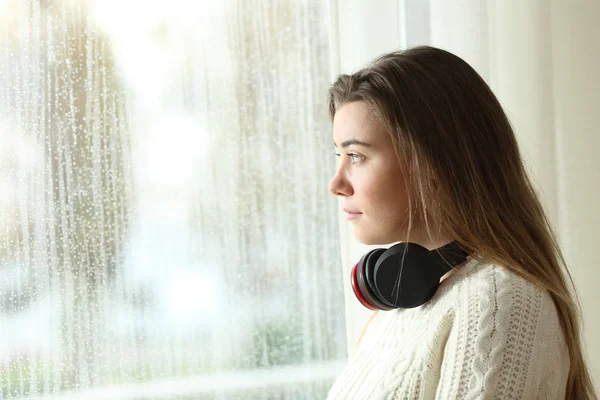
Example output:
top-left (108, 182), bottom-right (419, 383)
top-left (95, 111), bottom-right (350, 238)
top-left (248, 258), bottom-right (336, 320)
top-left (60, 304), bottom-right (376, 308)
top-left (353, 230), bottom-right (388, 246)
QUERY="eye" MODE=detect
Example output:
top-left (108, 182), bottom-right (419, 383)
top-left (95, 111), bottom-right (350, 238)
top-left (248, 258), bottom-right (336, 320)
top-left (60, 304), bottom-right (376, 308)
top-left (335, 152), bottom-right (363, 164)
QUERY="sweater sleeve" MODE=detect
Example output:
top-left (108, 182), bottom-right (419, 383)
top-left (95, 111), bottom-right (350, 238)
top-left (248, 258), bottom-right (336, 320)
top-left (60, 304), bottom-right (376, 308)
top-left (434, 265), bottom-right (569, 399)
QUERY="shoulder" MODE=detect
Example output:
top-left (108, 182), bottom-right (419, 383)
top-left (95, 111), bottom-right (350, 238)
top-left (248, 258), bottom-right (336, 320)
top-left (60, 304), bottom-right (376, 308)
top-left (436, 259), bottom-right (569, 398)
top-left (446, 259), bottom-right (566, 358)
top-left (444, 259), bottom-right (559, 322)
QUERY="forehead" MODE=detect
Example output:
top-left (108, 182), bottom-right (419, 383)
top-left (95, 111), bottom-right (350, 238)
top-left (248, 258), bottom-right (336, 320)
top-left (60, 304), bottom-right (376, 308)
top-left (332, 101), bottom-right (387, 145)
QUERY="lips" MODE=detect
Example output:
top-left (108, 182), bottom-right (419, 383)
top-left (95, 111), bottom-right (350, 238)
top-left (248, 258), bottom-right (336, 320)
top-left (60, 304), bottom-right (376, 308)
top-left (343, 208), bottom-right (362, 221)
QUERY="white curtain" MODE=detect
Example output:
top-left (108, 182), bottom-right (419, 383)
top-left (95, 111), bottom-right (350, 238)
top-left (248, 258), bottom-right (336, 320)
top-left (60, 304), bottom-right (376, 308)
top-left (0, 0), bottom-right (347, 398)
top-left (335, 0), bottom-right (600, 387)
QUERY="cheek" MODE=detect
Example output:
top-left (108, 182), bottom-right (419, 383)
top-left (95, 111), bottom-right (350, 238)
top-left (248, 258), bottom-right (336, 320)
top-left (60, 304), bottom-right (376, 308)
top-left (362, 170), bottom-right (409, 215)
top-left (383, 185), bottom-right (410, 217)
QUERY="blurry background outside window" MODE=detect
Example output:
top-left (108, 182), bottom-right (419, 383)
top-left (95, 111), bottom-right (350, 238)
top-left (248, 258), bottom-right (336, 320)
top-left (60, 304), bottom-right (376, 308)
top-left (0, 0), bottom-right (346, 398)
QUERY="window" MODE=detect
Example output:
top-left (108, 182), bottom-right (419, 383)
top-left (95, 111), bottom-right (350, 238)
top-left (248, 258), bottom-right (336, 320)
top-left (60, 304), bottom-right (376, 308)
top-left (0, 0), bottom-right (346, 398)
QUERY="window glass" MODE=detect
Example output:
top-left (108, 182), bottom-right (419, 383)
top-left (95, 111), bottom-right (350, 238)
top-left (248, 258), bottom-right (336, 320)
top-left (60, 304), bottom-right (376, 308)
top-left (0, 1), bottom-right (347, 398)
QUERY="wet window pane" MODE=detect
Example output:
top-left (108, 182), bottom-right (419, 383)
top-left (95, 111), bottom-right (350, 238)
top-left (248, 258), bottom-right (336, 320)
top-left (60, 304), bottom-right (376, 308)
top-left (0, 1), bottom-right (347, 398)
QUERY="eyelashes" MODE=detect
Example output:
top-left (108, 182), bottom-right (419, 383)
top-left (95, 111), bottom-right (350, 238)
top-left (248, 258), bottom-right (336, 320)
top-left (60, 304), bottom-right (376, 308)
top-left (335, 152), bottom-right (363, 164)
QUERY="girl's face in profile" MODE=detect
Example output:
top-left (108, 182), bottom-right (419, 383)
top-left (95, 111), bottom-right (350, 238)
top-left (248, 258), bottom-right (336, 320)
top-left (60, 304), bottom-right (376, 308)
top-left (329, 101), bottom-right (411, 245)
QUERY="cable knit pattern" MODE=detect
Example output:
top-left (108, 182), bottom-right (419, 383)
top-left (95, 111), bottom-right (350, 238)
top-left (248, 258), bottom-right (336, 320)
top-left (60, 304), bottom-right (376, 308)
top-left (327, 259), bottom-right (570, 399)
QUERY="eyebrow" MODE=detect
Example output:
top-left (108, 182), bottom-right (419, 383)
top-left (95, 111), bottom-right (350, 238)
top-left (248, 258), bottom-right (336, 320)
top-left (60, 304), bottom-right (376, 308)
top-left (333, 139), bottom-right (372, 148)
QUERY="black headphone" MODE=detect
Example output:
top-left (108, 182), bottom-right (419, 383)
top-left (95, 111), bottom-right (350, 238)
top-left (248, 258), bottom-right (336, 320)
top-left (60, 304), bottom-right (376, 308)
top-left (351, 241), bottom-right (470, 310)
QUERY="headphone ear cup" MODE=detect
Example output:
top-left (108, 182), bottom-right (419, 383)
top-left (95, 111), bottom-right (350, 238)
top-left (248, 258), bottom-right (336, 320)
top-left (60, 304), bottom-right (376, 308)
top-left (373, 242), bottom-right (431, 308)
top-left (355, 249), bottom-right (394, 310)
top-left (374, 242), bottom-right (465, 308)
top-left (364, 248), bottom-right (395, 309)
top-left (351, 262), bottom-right (377, 310)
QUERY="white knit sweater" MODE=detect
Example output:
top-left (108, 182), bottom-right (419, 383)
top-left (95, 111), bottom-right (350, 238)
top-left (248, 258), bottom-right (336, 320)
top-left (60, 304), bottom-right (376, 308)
top-left (327, 258), bottom-right (570, 399)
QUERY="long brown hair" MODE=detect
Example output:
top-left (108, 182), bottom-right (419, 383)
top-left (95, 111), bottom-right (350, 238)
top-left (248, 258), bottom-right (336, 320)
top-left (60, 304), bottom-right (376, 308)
top-left (328, 46), bottom-right (597, 399)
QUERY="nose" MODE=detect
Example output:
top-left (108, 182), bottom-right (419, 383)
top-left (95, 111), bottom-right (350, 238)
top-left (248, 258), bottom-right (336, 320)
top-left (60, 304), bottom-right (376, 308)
top-left (328, 168), bottom-right (353, 197)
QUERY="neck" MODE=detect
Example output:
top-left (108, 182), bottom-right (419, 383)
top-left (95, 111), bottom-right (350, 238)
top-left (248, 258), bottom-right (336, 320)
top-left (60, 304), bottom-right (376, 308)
top-left (399, 231), bottom-right (454, 251)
